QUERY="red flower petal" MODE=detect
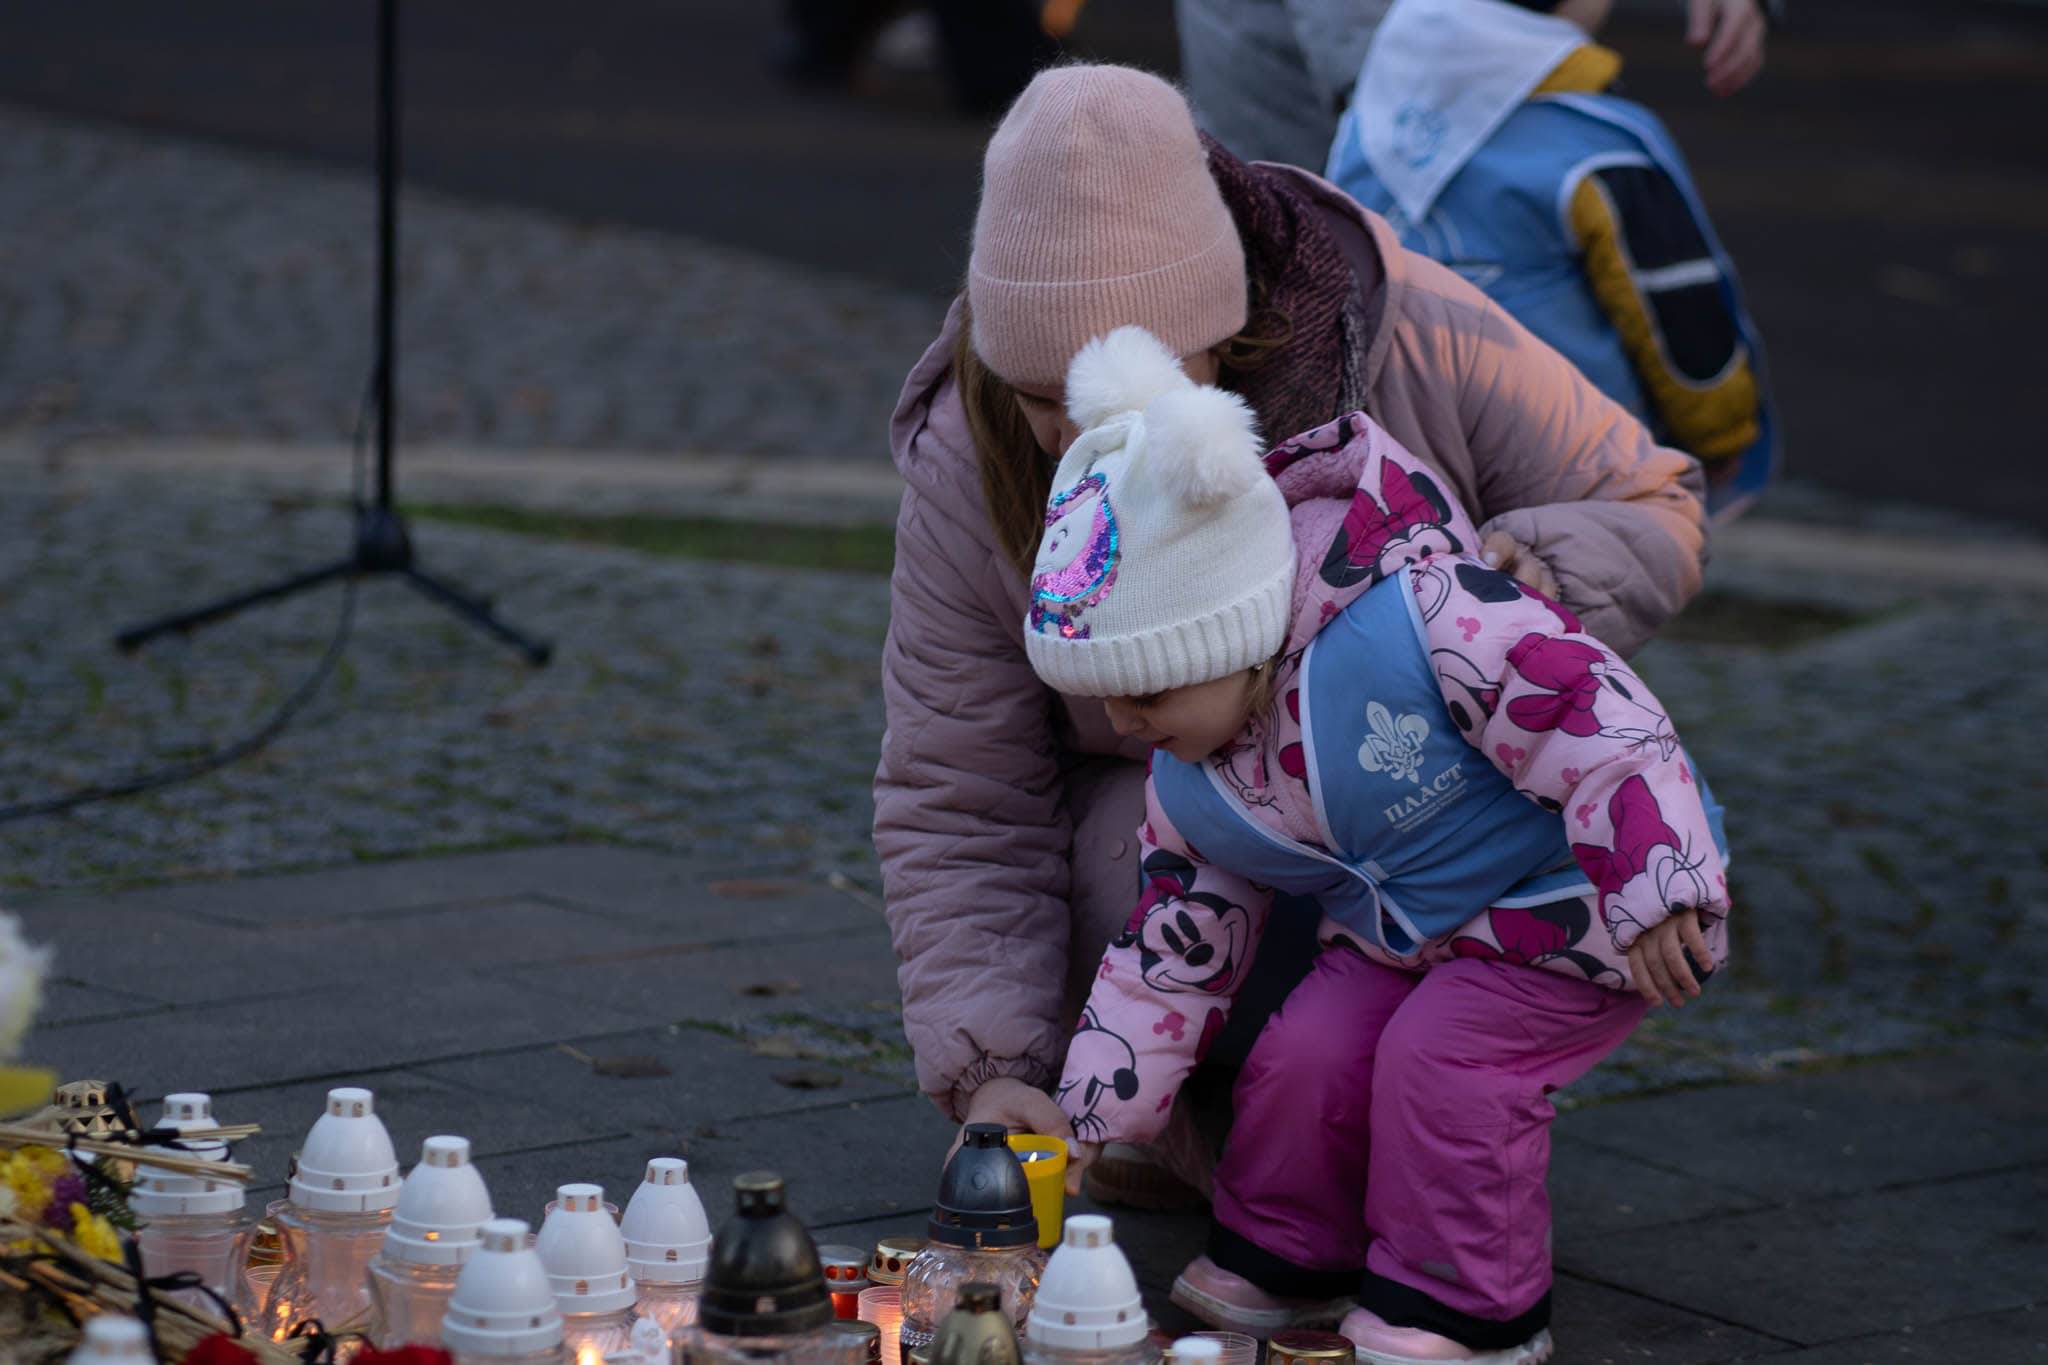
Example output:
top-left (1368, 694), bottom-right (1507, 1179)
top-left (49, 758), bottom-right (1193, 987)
top-left (182, 1338), bottom-right (260, 1365)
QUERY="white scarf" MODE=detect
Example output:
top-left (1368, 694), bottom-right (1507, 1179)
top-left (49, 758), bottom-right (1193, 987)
top-left (1344, 0), bottom-right (1587, 224)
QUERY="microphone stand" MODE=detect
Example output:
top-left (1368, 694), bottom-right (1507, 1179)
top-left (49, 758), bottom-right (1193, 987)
top-left (116, 0), bottom-right (552, 666)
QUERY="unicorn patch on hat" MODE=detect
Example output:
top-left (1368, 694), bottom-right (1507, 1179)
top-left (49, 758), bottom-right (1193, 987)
top-left (1030, 470), bottom-right (1122, 640)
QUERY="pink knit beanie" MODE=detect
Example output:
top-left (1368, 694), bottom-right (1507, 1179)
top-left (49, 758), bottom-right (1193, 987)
top-left (968, 64), bottom-right (1248, 390)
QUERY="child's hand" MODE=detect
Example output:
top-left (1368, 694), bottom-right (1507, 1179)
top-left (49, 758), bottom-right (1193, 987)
top-left (1065, 1141), bottom-right (1103, 1197)
top-left (948, 1076), bottom-right (1074, 1166)
top-left (1480, 531), bottom-right (1562, 601)
top-left (1626, 908), bottom-right (1712, 1007)
top-left (1687, 0), bottom-right (1768, 97)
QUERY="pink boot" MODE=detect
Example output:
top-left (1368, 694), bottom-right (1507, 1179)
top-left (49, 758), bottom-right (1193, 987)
top-left (1168, 1257), bottom-right (1353, 1337)
top-left (1339, 1308), bottom-right (1553, 1365)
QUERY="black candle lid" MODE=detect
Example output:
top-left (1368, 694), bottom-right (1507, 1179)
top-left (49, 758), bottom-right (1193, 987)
top-left (697, 1172), bottom-right (834, 1336)
top-left (927, 1124), bottom-right (1037, 1250)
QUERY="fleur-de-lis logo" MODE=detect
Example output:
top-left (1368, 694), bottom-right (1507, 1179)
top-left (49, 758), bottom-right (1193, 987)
top-left (1393, 101), bottom-right (1449, 169)
top-left (1358, 701), bottom-right (1430, 784)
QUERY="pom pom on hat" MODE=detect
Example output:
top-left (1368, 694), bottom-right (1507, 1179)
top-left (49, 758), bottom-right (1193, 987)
top-left (1065, 326), bottom-right (1192, 432)
top-left (1146, 385), bottom-right (1262, 507)
top-left (1064, 325), bottom-right (1263, 508)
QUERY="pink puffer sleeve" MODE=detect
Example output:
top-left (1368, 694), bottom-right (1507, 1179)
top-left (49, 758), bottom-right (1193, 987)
top-left (1055, 780), bottom-right (1275, 1147)
top-left (1413, 557), bottom-right (1730, 958)
top-left (875, 486), bottom-right (1078, 1118)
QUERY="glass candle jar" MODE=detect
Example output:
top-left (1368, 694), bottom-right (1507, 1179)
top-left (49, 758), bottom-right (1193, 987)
top-left (259, 1197), bottom-right (393, 1341)
top-left (368, 1135), bottom-right (496, 1347)
top-left (636, 1281), bottom-right (701, 1340)
top-left (132, 1093), bottom-right (256, 1316)
top-left (256, 1088), bottom-right (401, 1342)
top-left (898, 1247), bottom-right (1042, 1358)
top-left (562, 1308), bottom-right (641, 1365)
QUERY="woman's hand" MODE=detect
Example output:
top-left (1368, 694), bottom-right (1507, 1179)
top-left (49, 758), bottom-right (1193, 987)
top-left (1687, 0), bottom-right (1768, 97)
top-left (1627, 908), bottom-right (1713, 1007)
top-left (1481, 531), bottom-right (1562, 601)
top-left (946, 1076), bottom-right (1075, 1166)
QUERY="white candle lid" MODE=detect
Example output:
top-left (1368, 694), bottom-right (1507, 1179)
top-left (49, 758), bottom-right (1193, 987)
top-left (443, 1218), bottom-right (567, 1356)
top-left (536, 1183), bottom-right (639, 1315)
top-left (1169, 1340), bottom-right (1225, 1365)
top-left (382, 1136), bottom-right (495, 1266)
top-left (620, 1158), bottom-right (712, 1285)
top-left (288, 1088), bottom-right (400, 1214)
top-left (1025, 1215), bottom-right (1148, 1349)
top-left (130, 1092), bottom-right (243, 1218)
top-left (69, 1316), bottom-right (152, 1365)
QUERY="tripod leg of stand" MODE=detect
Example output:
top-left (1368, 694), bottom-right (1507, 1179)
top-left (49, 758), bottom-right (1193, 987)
top-left (115, 559), bottom-right (357, 654)
top-left (401, 566), bottom-right (553, 666)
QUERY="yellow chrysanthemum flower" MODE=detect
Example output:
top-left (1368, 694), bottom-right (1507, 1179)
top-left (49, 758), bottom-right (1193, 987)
top-left (69, 1203), bottom-right (123, 1262)
top-left (2, 1147), bottom-right (66, 1221)
top-left (15, 1146), bottom-right (67, 1178)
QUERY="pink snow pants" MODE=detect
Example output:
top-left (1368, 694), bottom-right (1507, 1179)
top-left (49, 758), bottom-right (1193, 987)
top-left (1208, 948), bottom-right (1646, 1340)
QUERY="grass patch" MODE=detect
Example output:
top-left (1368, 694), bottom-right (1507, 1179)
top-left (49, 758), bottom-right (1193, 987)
top-left (1789, 865), bottom-right (1850, 983)
top-left (673, 1018), bottom-right (743, 1040)
top-left (765, 1011), bottom-right (910, 1058)
top-left (409, 503), bottom-right (897, 575)
top-left (1663, 589), bottom-right (1875, 649)
top-left (70, 661), bottom-right (107, 714)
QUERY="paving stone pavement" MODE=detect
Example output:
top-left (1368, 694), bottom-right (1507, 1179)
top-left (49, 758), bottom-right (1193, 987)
top-left (0, 450), bottom-right (890, 889)
top-left (15, 847), bottom-right (2047, 1362)
top-left (0, 102), bottom-right (942, 463)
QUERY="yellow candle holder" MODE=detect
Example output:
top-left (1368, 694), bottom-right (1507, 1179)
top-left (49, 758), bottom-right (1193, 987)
top-left (1005, 1134), bottom-right (1067, 1250)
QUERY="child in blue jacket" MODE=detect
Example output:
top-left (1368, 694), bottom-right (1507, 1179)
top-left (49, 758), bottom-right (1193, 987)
top-left (1327, 0), bottom-right (1777, 518)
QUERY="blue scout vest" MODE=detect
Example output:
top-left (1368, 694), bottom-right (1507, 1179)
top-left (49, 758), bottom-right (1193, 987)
top-left (1327, 91), bottom-right (1777, 514)
top-left (1152, 571), bottom-right (1726, 956)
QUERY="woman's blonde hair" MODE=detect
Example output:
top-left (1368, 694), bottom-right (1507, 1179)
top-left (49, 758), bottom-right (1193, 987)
top-left (960, 290), bottom-right (1291, 577)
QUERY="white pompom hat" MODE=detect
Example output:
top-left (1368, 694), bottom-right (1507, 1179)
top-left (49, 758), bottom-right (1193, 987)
top-left (1023, 326), bottom-right (1296, 699)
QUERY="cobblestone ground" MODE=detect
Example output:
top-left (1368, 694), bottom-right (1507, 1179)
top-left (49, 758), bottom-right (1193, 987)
top-left (0, 104), bottom-right (943, 461)
top-left (1582, 568), bottom-right (2048, 1104)
top-left (0, 458), bottom-right (890, 890)
top-left (3, 454), bottom-right (2044, 1100)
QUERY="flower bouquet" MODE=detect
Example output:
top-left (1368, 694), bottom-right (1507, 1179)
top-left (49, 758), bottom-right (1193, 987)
top-left (0, 911), bottom-right (298, 1365)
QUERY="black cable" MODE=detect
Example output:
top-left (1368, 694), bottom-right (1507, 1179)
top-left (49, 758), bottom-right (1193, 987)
top-left (0, 395), bottom-right (375, 827)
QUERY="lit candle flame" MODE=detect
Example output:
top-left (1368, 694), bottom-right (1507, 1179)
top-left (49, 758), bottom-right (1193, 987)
top-left (577, 1346), bottom-right (606, 1365)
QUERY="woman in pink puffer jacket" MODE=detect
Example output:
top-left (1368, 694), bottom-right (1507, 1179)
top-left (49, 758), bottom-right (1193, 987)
top-left (874, 64), bottom-right (1708, 1186)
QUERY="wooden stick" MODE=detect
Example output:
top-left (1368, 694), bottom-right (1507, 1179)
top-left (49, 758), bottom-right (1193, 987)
top-left (152, 1123), bottom-right (263, 1144)
top-left (1, 1216), bottom-right (300, 1363)
top-left (0, 1124), bottom-right (255, 1182)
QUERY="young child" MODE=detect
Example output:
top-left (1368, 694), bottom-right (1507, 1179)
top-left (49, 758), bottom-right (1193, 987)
top-left (1027, 327), bottom-right (1731, 1365)
top-left (1325, 0), bottom-right (1776, 519)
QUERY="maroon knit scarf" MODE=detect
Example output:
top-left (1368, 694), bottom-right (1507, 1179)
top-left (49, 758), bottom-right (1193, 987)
top-left (1203, 134), bottom-right (1376, 445)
